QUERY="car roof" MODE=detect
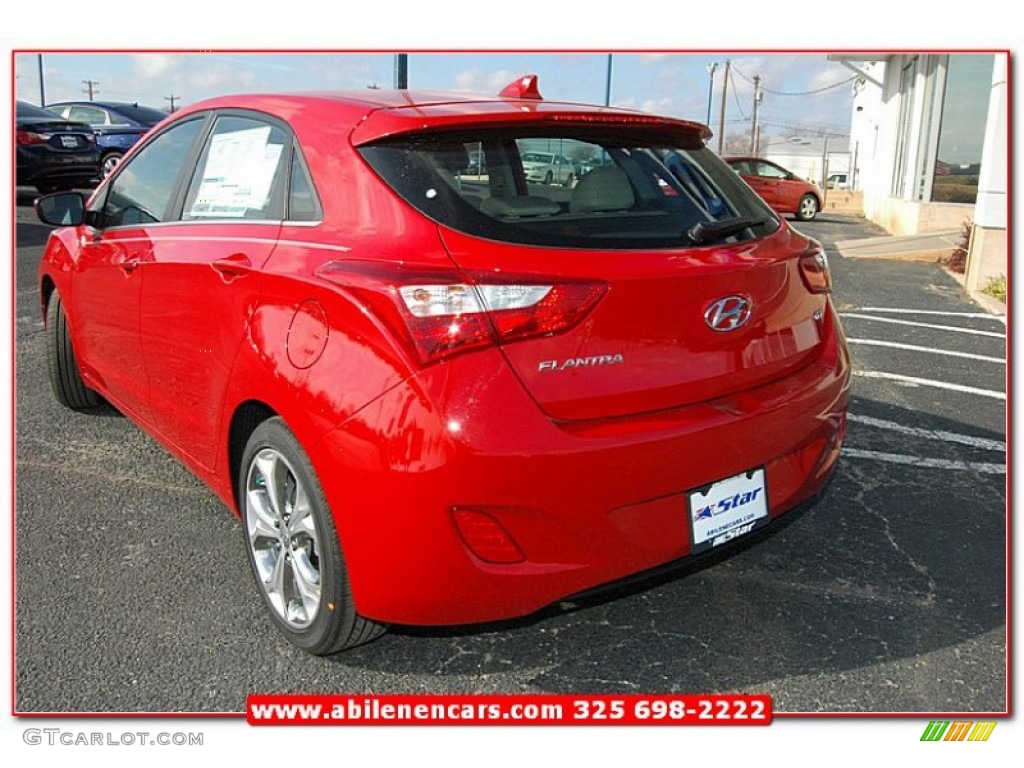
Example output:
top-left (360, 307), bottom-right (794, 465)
top-left (170, 90), bottom-right (712, 146)
top-left (48, 100), bottom-right (139, 108)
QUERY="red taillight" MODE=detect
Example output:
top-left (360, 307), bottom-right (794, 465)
top-left (451, 508), bottom-right (525, 564)
top-left (16, 130), bottom-right (47, 145)
top-left (799, 247), bottom-right (832, 294)
top-left (316, 260), bottom-right (606, 366)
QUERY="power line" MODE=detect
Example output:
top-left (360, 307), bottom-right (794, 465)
top-left (763, 75), bottom-right (858, 97)
top-left (758, 114), bottom-right (850, 133)
top-left (730, 75), bottom-right (748, 120)
top-left (757, 119), bottom-right (850, 137)
top-left (731, 64), bottom-right (858, 96)
top-left (731, 64), bottom-right (756, 86)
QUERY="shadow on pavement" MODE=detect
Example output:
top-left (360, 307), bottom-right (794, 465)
top-left (326, 397), bottom-right (1005, 709)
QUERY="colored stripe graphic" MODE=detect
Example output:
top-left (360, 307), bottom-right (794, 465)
top-left (944, 721), bottom-right (971, 741)
top-left (920, 721), bottom-right (996, 741)
top-left (968, 722), bottom-right (997, 741)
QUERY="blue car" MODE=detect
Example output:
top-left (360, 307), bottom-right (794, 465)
top-left (45, 101), bottom-right (168, 178)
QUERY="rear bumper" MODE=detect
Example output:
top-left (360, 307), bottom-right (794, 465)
top-left (313, 305), bottom-right (850, 626)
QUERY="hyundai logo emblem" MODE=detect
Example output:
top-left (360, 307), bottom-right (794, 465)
top-left (704, 296), bottom-right (752, 332)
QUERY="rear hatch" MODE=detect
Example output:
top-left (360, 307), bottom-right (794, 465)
top-left (356, 110), bottom-right (831, 421)
top-left (440, 227), bottom-right (826, 421)
top-left (16, 117), bottom-right (95, 152)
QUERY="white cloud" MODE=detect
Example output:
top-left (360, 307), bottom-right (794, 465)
top-left (132, 53), bottom-right (177, 80)
top-left (452, 67), bottom-right (515, 94)
top-left (640, 97), bottom-right (673, 114)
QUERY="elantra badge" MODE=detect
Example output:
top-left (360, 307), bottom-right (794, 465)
top-left (538, 353), bottom-right (624, 373)
top-left (704, 296), bottom-right (752, 332)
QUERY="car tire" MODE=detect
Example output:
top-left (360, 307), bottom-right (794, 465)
top-left (796, 194), bottom-right (819, 221)
top-left (46, 290), bottom-right (104, 411)
top-left (241, 417), bottom-right (386, 655)
top-left (101, 152), bottom-right (123, 178)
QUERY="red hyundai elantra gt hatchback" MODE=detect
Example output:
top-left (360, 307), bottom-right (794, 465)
top-left (35, 77), bottom-right (850, 655)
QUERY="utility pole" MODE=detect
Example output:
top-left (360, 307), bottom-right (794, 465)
top-left (716, 60), bottom-right (730, 154)
top-left (82, 79), bottom-right (99, 100)
top-left (750, 75), bottom-right (762, 156)
top-left (164, 95), bottom-right (180, 113)
top-left (38, 54), bottom-right (46, 106)
top-left (821, 132), bottom-right (830, 208)
top-left (604, 54), bottom-right (613, 106)
top-left (394, 54), bottom-right (408, 89)
top-left (705, 62), bottom-right (718, 126)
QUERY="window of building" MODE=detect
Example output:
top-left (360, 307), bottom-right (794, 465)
top-left (931, 54), bottom-right (994, 203)
top-left (891, 56), bottom-right (918, 198)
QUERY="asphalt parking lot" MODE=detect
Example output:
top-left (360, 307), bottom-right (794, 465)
top-left (13, 196), bottom-right (1006, 714)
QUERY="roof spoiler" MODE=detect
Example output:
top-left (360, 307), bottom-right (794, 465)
top-left (498, 74), bottom-right (543, 101)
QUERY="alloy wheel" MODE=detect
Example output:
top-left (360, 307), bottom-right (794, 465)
top-left (245, 448), bottom-right (321, 629)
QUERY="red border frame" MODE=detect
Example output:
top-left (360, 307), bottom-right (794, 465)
top-left (9, 47), bottom-right (1012, 720)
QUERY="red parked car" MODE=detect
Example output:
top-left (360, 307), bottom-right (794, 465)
top-left (35, 77), bottom-right (850, 655)
top-left (724, 156), bottom-right (823, 221)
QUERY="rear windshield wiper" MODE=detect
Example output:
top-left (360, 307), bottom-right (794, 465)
top-left (687, 216), bottom-right (769, 245)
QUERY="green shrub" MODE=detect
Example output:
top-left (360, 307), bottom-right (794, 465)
top-left (982, 275), bottom-right (1006, 303)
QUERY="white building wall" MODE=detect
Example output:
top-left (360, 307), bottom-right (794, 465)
top-left (854, 54), bottom-right (976, 235)
top-left (847, 62), bottom-right (885, 192)
top-left (973, 54), bottom-right (1007, 231)
top-left (965, 54), bottom-right (1008, 293)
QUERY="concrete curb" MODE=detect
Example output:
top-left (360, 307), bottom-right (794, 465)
top-left (942, 266), bottom-right (1007, 316)
top-left (834, 231), bottom-right (960, 263)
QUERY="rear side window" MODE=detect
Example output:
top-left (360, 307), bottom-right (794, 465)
top-left (183, 115), bottom-right (289, 221)
top-left (360, 128), bottom-right (777, 250)
top-left (68, 105), bottom-right (108, 125)
top-left (287, 149), bottom-right (321, 221)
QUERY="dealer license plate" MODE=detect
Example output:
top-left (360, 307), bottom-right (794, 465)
top-left (688, 468), bottom-right (768, 554)
top-left (60, 135), bottom-right (80, 148)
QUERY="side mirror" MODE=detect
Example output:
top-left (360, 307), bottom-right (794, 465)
top-left (35, 192), bottom-right (87, 227)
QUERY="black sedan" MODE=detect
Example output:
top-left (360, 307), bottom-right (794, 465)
top-left (45, 100), bottom-right (167, 178)
top-left (16, 101), bottom-right (101, 194)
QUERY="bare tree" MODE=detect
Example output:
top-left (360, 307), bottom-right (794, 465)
top-left (723, 128), bottom-right (766, 156)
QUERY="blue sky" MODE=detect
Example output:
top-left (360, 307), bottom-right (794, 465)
top-left (14, 52), bottom-right (857, 140)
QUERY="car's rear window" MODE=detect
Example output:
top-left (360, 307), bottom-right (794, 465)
top-left (112, 104), bottom-right (169, 125)
top-left (359, 127), bottom-right (778, 250)
top-left (16, 101), bottom-right (53, 119)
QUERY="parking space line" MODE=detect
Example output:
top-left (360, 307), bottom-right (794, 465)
top-left (847, 338), bottom-right (1005, 364)
top-left (856, 307), bottom-right (1006, 324)
top-left (843, 448), bottom-right (1006, 474)
top-left (839, 313), bottom-right (1006, 337)
top-left (852, 370), bottom-right (1006, 399)
top-left (848, 414), bottom-right (1006, 452)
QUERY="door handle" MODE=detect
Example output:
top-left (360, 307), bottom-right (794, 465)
top-left (212, 253), bottom-right (253, 281)
top-left (118, 256), bottom-right (141, 274)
